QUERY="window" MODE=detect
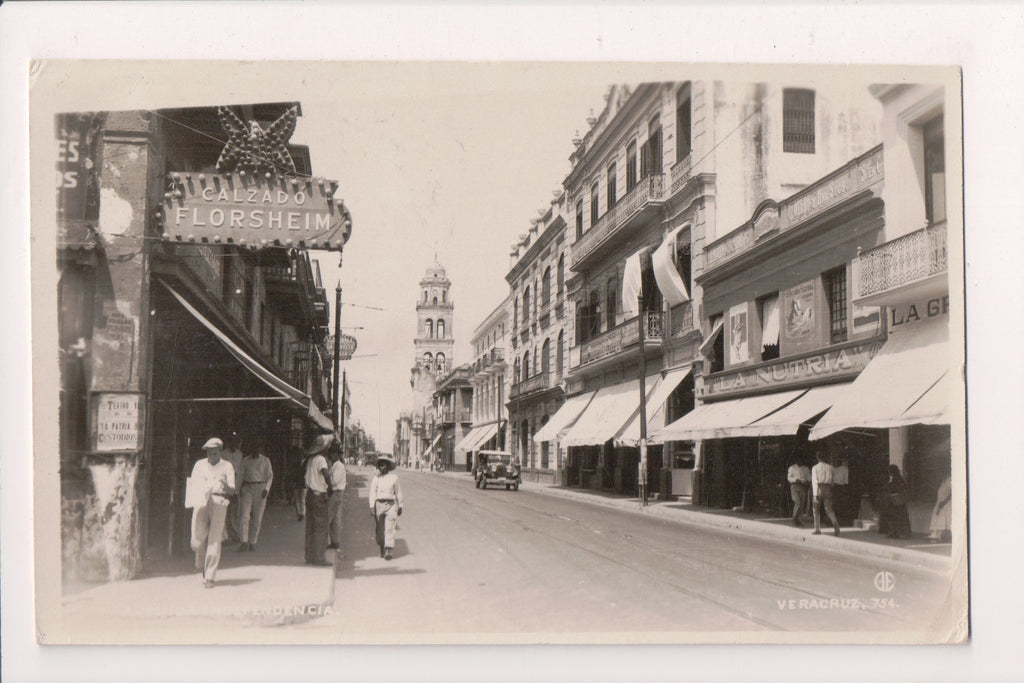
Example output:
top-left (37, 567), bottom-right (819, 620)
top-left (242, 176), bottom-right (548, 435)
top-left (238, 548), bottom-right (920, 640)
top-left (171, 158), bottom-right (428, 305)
top-left (542, 266), bottom-right (551, 304)
top-left (575, 200), bottom-right (584, 240)
top-left (641, 116), bottom-right (662, 178)
top-left (924, 116), bottom-right (945, 225)
top-left (423, 290), bottom-right (427, 302)
top-left (709, 313), bottom-right (724, 373)
top-left (607, 162), bottom-right (617, 208)
top-left (432, 296), bottom-right (438, 305)
top-left (523, 285), bottom-right (530, 323)
top-left (541, 338), bottom-right (551, 376)
top-left (590, 181), bottom-right (600, 226)
top-left (556, 330), bottom-right (564, 374)
top-left (575, 299), bottom-right (586, 344)
top-left (557, 254), bottom-right (565, 294)
top-left (425, 319), bottom-right (433, 338)
top-left (436, 353), bottom-right (446, 374)
top-left (676, 83), bottom-right (692, 162)
top-left (423, 352), bottom-right (433, 370)
top-left (626, 141), bottom-right (638, 192)
top-left (522, 351), bottom-right (530, 379)
top-left (824, 267), bottom-right (848, 344)
top-left (437, 319), bottom-right (445, 339)
top-left (606, 277), bottom-right (618, 329)
top-left (675, 237), bottom-right (692, 296)
top-left (588, 290), bottom-right (602, 338)
top-left (442, 289), bottom-right (447, 302)
top-left (758, 293), bottom-right (780, 361)
top-left (514, 358), bottom-right (521, 384)
top-left (514, 296), bottom-right (519, 328)
top-left (783, 88), bottom-right (815, 154)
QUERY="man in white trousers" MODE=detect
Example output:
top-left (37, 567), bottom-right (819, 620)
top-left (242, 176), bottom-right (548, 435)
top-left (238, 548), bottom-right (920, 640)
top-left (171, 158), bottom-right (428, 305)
top-left (190, 437), bottom-right (235, 588)
top-left (238, 447), bottom-right (274, 551)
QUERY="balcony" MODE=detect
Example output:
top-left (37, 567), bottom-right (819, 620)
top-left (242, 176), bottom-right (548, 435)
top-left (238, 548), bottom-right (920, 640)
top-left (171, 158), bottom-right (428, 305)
top-left (571, 174), bottom-right (666, 270)
top-left (855, 221), bottom-right (948, 306)
top-left (440, 409), bottom-right (473, 424)
top-left (669, 300), bottom-right (695, 338)
top-left (511, 371), bottom-right (551, 398)
top-left (575, 311), bottom-right (663, 370)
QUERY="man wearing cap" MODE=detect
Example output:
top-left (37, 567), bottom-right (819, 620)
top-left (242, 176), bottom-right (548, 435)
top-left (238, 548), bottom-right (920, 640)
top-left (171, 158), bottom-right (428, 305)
top-left (304, 434), bottom-right (333, 566)
top-left (238, 446), bottom-right (274, 552)
top-left (369, 454), bottom-right (403, 560)
top-left (190, 437), bottom-right (236, 588)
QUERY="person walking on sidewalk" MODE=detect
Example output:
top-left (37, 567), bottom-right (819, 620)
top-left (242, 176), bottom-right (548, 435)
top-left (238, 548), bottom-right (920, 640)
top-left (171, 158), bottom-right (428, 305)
top-left (786, 456), bottom-right (811, 527)
top-left (369, 454), bottom-right (404, 560)
top-left (238, 446), bottom-right (273, 552)
top-left (189, 437), bottom-right (236, 588)
top-left (304, 434), bottom-right (333, 566)
top-left (811, 451), bottom-right (841, 537)
top-left (327, 443), bottom-right (347, 555)
top-left (221, 433), bottom-right (245, 546)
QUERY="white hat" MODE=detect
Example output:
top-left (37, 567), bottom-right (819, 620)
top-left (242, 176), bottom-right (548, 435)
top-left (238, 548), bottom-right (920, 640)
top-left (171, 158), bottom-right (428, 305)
top-left (202, 437), bottom-right (224, 450)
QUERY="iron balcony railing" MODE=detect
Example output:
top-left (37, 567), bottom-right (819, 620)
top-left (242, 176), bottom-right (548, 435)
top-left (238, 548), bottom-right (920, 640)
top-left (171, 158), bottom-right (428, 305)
top-left (669, 300), bottom-right (695, 338)
top-left (856, 221), bottom-right (948, 298)
top-left (572, 174), bottom-right (665, 267)
top-left (511, 371), bottom-right (551, 397)
top-left (578, 311), bottom-right (663, 367)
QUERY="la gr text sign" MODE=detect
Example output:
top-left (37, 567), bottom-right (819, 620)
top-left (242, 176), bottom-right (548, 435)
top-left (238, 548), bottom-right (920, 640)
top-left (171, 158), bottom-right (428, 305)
top-left (161, 172), bottom-right (351, 251)
top-left (93, 392), bottom-right (145, 452)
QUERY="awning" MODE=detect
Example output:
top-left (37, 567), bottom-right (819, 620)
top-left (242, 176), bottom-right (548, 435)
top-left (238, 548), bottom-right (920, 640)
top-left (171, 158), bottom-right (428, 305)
top-left (162, 281), bottom-right (334, 432)
top-left (809, 317), bottom-right (952, 439)
top-left (423, 432), bottom-right (443, 458)
top-left (458, 422), bottom-right (499, 452)
top-left (654, 388), bottom-right (806, 442)
top-left (698, 318), bottom-right (724, 356)
top-left (561, 379), bottom-right (646, 448)
top-left (455, 425), bottom-right (487, 452)
top-left (616, 367), bottom-right (693, 446)
top-left (733, 383), bottom-right (851, 437)
top-left (533, 391), bottom-right (597, 443)
top-left (652, 226), bottom-right (690, 306)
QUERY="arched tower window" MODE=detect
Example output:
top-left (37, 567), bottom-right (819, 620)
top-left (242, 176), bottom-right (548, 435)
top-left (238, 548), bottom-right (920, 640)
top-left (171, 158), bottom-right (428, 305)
top-left (438, 319), bottom-right (445, 339)
top-left (425, 319), bottom-right (433, 338)
top-left (433, 296), bottom-right (438, 305)
top-left (436, 353), bottom-right (446, 374)
top-left (423, 290), bottom-right (428, 302)
top-left (423, 352), bottom-right (433, 370)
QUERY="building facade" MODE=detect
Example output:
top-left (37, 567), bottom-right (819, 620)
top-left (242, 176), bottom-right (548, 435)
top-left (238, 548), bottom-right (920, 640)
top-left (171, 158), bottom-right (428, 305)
top-left (457, 297), bottom-right (509, 471)
top-left (409, 261), bottom-right (455, 468)
top-left (543, 79), bottom-right (881, 500)
top-left (506, 191), bottom-right (573, 485)
top-left (432, 364), bottom-right (474, 471)
top-left (56, 103), bottom-right (348, 582)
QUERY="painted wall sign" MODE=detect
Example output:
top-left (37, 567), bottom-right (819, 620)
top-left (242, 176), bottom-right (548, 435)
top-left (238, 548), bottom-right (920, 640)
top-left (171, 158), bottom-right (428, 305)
top-left (55, 113), bottom-right (101, 223)
top-left (888, 295), bottom-right (950, 328)
top-left (728, 303), bottom-right (749, 366)
top-left (160, 172), bottom-right (352, 251)
top-left (94, 392), bottom-right (144, 452)
top-left (704, 341), bottom-right (882, 398)
top-left (782, 281), bottom-right (818, 355)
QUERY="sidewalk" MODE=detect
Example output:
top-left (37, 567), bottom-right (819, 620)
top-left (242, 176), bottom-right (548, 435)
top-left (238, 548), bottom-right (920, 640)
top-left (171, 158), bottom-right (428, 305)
top-left (430, 470), bottom-right (955, 573)
top-left (59, 502), bottom-right (339, 629)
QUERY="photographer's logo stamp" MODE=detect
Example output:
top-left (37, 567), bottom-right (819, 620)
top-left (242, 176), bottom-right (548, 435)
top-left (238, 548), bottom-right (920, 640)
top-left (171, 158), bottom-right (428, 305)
top-left (874, 571), bottom-right (895, 592)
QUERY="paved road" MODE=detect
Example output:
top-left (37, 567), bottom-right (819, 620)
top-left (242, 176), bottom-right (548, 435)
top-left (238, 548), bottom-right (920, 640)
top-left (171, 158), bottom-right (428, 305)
top-left (296, 469), bottom-right (960, 642)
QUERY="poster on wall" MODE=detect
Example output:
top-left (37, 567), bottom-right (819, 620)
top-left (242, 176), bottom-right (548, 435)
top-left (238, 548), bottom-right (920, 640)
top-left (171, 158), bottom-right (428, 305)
top-left (782, 281), bottom-right (817, 355)
top-left (728, 303), bottom-right (749, 365)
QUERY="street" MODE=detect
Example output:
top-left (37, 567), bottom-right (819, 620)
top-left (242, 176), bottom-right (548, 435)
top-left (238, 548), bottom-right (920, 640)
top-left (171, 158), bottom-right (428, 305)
top-left (296, 469), bottom-right (959, 641)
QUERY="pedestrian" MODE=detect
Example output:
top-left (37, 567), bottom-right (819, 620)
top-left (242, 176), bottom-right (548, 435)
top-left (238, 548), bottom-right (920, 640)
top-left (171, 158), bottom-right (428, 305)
top-left (811, 450), bottom-right (841, 536)
top-left (290, 445), bottom-right (307, 521)
top-left (786, 456), bottom-right (811, 527)
top-left (189, 437), bottom-right (235, 588)
top-left (833, 457), bottom-right (851, 526)
top-left (327, 443), bottom-right (348, 554)
top-left (879, 464), bottom-right (912, 539)
top-left (369, 453), bottom-right (404, 560)
top-left (238, 445), bottom-right (273, 551)
top-left (221, 433), bottom-right (245, 545)
top-left (304, 434), bottom-right (333, 566)
top-left (928, 474), bottom-right (953, 542)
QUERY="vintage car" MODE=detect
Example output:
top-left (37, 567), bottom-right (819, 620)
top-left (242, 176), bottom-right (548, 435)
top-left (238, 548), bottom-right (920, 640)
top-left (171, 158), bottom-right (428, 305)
top-left (474, 450), bottom-right (521, 491)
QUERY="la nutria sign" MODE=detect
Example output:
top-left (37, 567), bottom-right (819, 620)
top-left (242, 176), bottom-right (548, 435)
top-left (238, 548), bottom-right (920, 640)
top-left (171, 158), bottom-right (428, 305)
top-left (160, 171), bottom-right (352, 251)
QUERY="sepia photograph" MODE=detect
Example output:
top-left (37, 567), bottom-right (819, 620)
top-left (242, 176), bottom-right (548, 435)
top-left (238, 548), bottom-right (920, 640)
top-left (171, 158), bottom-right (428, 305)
top-left (33, 58), bottom-right (968, 645)
top-left (4, 3), bottom-right (1024, 682)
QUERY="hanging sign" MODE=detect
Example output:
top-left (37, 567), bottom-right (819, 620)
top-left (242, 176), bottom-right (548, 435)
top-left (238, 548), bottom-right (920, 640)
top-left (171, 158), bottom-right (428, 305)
top-left (337, 334), bottom-right (358, 361)
top-left (160, 172), bottom-right (352, 251)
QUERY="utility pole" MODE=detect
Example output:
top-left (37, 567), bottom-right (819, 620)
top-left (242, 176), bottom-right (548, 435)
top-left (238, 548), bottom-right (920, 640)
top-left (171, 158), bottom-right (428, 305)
top-left (332, 283), bottom-right (342, 424)
top-left (339, 370), bottom-right (347, 454)
top-left (637, 293), bottom-right (649, 507)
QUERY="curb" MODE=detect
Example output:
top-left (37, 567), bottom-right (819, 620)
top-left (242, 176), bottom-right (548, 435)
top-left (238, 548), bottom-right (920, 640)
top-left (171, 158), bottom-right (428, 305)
top-left (516, 480), bottom-right (954, 574)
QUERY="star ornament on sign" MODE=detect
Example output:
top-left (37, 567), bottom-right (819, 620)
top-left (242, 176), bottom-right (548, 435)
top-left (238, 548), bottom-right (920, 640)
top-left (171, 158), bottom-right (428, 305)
top-left (216, 105), bottom-right (298, 175)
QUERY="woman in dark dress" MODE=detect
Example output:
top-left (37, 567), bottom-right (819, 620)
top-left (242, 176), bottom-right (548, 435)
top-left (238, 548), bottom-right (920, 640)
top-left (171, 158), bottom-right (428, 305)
top-left (879, 464), bottom-right (912, 538)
